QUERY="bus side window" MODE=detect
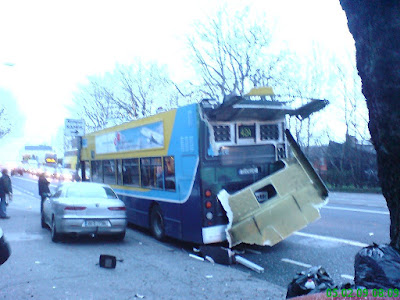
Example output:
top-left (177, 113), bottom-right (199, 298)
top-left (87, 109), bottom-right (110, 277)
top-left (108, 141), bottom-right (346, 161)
top-left (84, 161), bottom-right (91, 181)
top-left (164, 156), bottom-right (175, 191)
top-left (140, 158), bottom-right (151, 188)
top-left (91, 161), bottom-right (103, 183)
top-left (103, 160), bottom-right (116, 185)
top-left (140, 157), bottom-right (163, 189)
top-left (153, 158), bottom-right (163, 189)
top-left (122, 158), bottom-right (139, 186)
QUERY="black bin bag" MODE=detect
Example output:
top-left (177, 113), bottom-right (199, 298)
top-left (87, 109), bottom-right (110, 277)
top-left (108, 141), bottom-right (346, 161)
top-left (354, 243), bottom-right (400, 289)
top-left (286, 266), bottom-right (336, 299)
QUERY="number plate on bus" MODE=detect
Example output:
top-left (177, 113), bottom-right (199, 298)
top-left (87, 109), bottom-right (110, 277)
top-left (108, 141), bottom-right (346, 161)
top-left (238, 167), bottom-right (258, 175)
top-left (85, 220), bottom-right (111, 227)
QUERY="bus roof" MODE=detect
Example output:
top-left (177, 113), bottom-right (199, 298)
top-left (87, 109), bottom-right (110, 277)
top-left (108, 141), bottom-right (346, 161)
top-left (201, 94), bottom-right (328, 122)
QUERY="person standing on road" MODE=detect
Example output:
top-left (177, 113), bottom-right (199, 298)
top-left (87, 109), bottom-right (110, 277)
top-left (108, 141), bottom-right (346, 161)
top-left (0, 169), bottom-right (12, 219)
top-left (38, 172), bottom-right (50, 213)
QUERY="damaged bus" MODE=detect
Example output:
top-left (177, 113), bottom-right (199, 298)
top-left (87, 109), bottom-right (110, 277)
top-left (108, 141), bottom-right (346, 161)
top-left (80, 87), bottom-right (329, 247)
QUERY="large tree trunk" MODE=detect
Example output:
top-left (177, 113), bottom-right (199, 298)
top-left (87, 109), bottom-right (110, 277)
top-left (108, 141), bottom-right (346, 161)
top-left (339, 1), bottom-right (400, 249)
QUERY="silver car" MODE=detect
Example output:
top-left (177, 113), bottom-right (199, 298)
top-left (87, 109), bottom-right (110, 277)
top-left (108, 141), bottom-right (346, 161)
top-left (41, 182), bottom-right (127, 242)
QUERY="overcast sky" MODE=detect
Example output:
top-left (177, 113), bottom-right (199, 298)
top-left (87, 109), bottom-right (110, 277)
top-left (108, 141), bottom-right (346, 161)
top-left (0, 0), bottom-right (356, 162)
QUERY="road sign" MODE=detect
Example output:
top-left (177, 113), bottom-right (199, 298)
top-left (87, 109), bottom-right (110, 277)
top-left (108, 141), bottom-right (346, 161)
top-left (65, 119), bottom-right (85, 136)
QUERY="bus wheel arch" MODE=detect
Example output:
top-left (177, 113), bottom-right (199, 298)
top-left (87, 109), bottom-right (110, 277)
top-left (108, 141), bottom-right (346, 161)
top-left (149, 204), bottom-right (165, 241)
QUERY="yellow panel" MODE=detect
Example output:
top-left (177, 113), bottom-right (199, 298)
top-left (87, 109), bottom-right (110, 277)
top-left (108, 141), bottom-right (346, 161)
top-left (218, 147), bottom-right (328, 248)
top-left (245, 87), bottom-right (274, 96)
top-left (81, 109), bottom-right (177, 161)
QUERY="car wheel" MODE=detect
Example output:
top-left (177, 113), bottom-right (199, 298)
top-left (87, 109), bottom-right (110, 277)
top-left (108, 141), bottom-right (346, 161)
top-left (114, 231), bottom-right (126, 241)
top-left (51, 217), bottom-right (61, 242)
top-left (41, 213), bottom-right (46, 229)
top-left (150, 205), bottom-right (165, 241)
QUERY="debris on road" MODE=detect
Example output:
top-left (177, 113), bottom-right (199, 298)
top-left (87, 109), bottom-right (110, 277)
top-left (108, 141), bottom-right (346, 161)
top-left (286, 266), bottom-right (335, 299)
top-left (355, 243), bottom-right (400, 289)
top-left (99, 254), bottom-right (117, 269)
top-left (199, 245), bottom-right (234, 265)
top-left (245, 248), bottom-right (262, 255)
top-left (189, 254), bottom-right (205, 261)
top-left (191, 245), bottom-right (265, 273)
top-left (235, 255), bottom-right (264, 273)
top-left (205, 255), bottom-right (215, 264)
top-left (286, 243), bottom-right (400, 299)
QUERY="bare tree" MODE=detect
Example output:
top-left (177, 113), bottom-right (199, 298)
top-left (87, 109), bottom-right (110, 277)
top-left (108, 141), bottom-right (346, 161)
top-left (333, 51), bottom-right (370, 144)
top-left (72, 76), bottom-right (119, 132)
top-left (187, 7), bottom-right (336, 152)
top-left (340, 0), bottom-right (400, 249)
top-left (187, 7), bottom-right (288, 101)
top-left (111, 61), bottom-right (178, 118)
top-left (72, 60), bottom-right (182, 133)
top-left (283, 42), bottom-right (332, 150)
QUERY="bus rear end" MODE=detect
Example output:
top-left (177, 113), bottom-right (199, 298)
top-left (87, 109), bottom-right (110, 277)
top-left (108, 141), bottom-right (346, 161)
top-left (198, 90), bottom-right (328, 245)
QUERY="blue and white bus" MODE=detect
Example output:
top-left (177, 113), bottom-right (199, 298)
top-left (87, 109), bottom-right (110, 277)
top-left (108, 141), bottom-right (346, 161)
top-left (81, 88), bottom-right (328, 245)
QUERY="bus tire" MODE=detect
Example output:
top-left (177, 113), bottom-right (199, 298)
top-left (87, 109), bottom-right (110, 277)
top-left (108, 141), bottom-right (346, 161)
top-left (150, 205), bottom-right (165, 241)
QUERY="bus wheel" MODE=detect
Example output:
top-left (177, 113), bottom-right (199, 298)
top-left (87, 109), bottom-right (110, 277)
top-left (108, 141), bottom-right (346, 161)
top-left (150, 205), bottom-right (165, 241)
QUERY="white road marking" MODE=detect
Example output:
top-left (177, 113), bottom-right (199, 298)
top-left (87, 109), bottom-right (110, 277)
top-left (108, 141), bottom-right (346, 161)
top-left (324, 205), bottom-right (389, 215)
top-left (6, 232), bottom-right (44, 242)
top-left (11, 176), bottom-right (36, 183)
top-left (12, 186), bottom-right (36, 197)
top-left (293, 232), bottom-right (369, 248)
top-left (281, 258), bottom-right (312, 268)
top-left (341, 274), bottom-right (354, 280)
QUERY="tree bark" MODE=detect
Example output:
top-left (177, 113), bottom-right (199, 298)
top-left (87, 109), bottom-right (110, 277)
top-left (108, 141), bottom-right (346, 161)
top-left (340, 0), bottom-right (400, 249)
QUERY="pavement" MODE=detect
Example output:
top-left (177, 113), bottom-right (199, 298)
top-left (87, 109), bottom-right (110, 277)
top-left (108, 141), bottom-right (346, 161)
top-left (0, 187), bottom-right (288, 300)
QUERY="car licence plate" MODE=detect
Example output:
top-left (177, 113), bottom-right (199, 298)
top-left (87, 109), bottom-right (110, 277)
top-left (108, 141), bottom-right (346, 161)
top-left (85, 220), bottom-right (111, 227)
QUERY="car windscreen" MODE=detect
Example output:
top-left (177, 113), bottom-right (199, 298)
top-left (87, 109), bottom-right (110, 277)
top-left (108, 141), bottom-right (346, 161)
top-left (66, 186), bottom-right (118, 199)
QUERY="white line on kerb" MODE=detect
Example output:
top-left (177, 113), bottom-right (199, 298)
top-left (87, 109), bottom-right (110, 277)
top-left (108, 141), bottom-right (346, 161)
top-left (281, 258), bottom-right (312, 268)
top-left (324, 205), bottom-right (389, 215)
top-left (293, 232), bottom-right (369, 248)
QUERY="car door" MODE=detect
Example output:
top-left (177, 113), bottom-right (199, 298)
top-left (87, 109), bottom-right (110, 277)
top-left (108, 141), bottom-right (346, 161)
top-left (43, 188), bottom-right (62, 225)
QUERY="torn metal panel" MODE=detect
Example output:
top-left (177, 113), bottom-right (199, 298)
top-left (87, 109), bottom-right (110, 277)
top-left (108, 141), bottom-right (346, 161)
top-left (289, 99), bottom-right (329, 120)
top-left (199, 245), bottom-right (235, 265)
top-left (201, 88), bottom-right (329, 122)
top-left (218, 130), bottom-right (328, 248)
